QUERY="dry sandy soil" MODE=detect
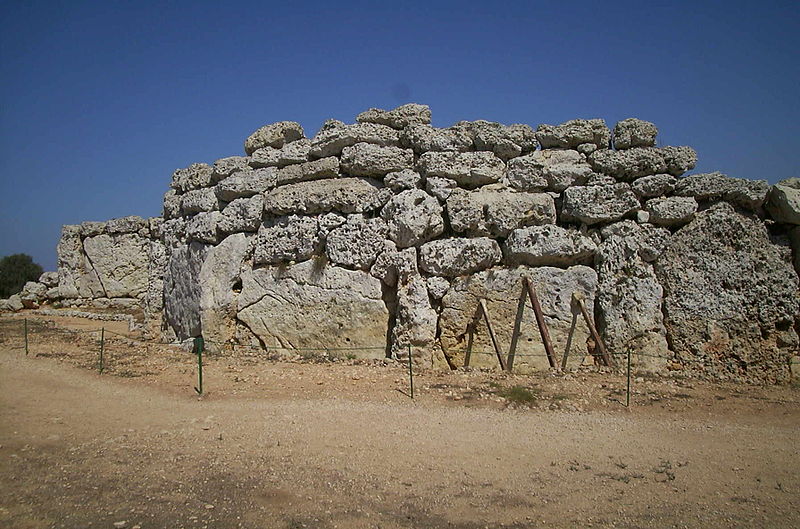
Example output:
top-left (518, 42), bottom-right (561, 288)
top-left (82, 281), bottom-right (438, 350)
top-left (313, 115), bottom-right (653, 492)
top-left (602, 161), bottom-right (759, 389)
top-left (0, 312), bottom-right (799, 529)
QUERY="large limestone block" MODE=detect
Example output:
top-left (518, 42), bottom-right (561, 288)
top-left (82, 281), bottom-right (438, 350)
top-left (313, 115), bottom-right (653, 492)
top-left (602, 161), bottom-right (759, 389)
top-left (654, 202), bottom-right (800, 383)
top-left (309, 122), bottom-right (400, 158)
top-left (381, 189), bottom-right (444, 248)
top-left (20, 281), bottom-right (47, 308)
top-left (507, 150), bottom-right (592, 192)
top-left (39, 271), bottom-right (59, 288)
top-left (417, 151), bottom-right (505, 188)
top-left (340, 143), bottom-right (414, 177)
top-left (370, 241), bottom-right (418, 287)
top-left (561, 184), bottom-right (640, 225)
top-left (236, 260), bottom-right (389, 356)
top-left (613, 118), bottom-right (657, 149)
top-left (454, 120), bottom-right (538, 160)
top-left (419, 237), bottom-right (502, 277)
top-left (535, 119), bottom-right (610, 149)
top-left (215, 168), bottom-right (276, 201)
top-left (0, 294), bottom-right (24, 312)
top-left (595, 221), bottom-right (672, 368)
top-left (250, 139), bottom-right (311, 168)
top-left (219, 195), bottom-right (264, 233)
top-left (199, 234), bottom-right (250, 348)
top-left (181, 188), bottom-right (220, 214)
top-left (186, 212), bottom-right (221, 244)
top-left (425, 177), bottom-right (458, 202)
top-left (275, 157), bottom-right (340, 186)
top-left (171, 163), bottom-right (214, 193)
top-left (384, 169), bottom-right (422, 192)
top-left (244, 121), bottom-right (304, 155)
top-left (356, 103), bottom-right (432, 129)
top-left (662, 146), bottom-right (698, 176)
top-left (144, 239), bottom-right (167, 326)
top-left (163, 189), bottom-right (182, 219)
top-left (326, 215), bottom-right (388, 270)
top-left (766, 179), bottom-right (800, 224)
top-left (674, 172), bottom-right (769, 211)
top-left (56, 225), bottom-right (94, 299)
top-left (504, 225), bottom-right (597, 266)
top-left (391, 273), bottom-right (440, 361)
top-left (253, 215), bottom-right (320, 265)
top-left (212, 156), bottom-right (250, 181)
top-left (645, 196), bottom-right (698, 227)
top-left (164, 241), bottom-right (210, 340)
top-left (446, 188), bottom-right (556, 237)
top-left (400, 125), bottom-right (473, 153)
top-left (439, 266), bottom-right (598, 371)
top-left (82, 233), bottom-right (150, 298)
top-left (589, 147), bottom-right (666, 180)
top-left (262, 177), bottom-right (391, 216)
top-left (106, 216), bottom-right (149, 235)
top-left (631, 174), bottom-right (677, 198)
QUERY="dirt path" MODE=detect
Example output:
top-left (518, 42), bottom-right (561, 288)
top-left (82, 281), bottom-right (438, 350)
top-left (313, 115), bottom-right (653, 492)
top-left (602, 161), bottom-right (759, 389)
top-left (1, 316), bottom-right (799, 529)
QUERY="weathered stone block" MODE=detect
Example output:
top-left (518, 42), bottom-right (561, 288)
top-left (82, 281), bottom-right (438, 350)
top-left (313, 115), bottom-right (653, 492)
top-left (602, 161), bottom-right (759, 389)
top-left (340, 143), bottom-right (414, 177)
top-left (262, 177), bottom-right (391, 216)
top-left (244, 121), bottom-right (304, 155)
top-left (237, 260), bottom-right (389, 356)
top-left (417, 151), bottom-right (505, 188)
top-left (325, 215), bottom-right (388, 270)
top-left (215, 168), bottom-right (276, 201)
top-left (561, 184), bottom-right (640, 225)
top-left (613, 118), bottom-right (657, 149)
top-left (253, 215), bottom-right (319, 265)
top-left (446, 188), bottom-right (556, 237)
top-left (356, 103), bottom-right (431, 129)
top-left (419, 237), bottom-right (502, 277)
top-left (535, 119), bottom-right (610, 149)
top-left (381, 189), bottom-right (444, 248)
top-left (504, 225), bottom-right (597, 266)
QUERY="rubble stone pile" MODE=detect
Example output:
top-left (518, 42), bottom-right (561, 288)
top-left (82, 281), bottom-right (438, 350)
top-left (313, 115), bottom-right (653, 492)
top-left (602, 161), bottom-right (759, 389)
top-left (4, 104), bottom-right (799, 383)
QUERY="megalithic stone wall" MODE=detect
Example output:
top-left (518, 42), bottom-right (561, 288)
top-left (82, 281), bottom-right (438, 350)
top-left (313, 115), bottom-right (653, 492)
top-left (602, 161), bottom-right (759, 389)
top-left (34, 104), bottom-right (800, 383)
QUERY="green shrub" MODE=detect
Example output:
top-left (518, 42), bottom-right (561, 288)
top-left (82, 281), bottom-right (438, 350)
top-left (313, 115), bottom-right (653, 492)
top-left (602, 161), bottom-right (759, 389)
top-left (0, 254), bottom-right (43, 297)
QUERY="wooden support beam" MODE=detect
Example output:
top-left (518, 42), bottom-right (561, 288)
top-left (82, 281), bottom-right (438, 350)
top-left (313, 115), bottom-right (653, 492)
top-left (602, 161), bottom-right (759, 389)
top-left (561, 309), bottom-right (579, 371)
top-left (479, 300), bottom-right (507, 371)
top-left (506, 286), bottom-right (529, 372)
top-left (575, 296), bottom-right (613, 367)
top-left (523, 277), bottom-right (557, 369)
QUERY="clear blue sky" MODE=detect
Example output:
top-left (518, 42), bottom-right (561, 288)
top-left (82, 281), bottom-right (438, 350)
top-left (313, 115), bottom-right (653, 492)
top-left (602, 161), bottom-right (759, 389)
top-left (1, 0), bottom-right (798, 271)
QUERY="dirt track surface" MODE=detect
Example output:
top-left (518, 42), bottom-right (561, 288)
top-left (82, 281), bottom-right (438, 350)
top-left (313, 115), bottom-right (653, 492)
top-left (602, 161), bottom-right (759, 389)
top-left (1, 313), bottom-right (799, 529)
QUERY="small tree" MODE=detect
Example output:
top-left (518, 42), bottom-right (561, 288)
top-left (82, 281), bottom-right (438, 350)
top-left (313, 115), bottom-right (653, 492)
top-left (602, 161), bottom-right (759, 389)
top-left (0, 254), bottom-right (44, 298)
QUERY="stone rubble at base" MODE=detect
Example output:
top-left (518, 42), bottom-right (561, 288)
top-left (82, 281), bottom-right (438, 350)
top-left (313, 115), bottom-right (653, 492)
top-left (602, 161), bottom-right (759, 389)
top-left (3, 104), bottom-right (799, 383)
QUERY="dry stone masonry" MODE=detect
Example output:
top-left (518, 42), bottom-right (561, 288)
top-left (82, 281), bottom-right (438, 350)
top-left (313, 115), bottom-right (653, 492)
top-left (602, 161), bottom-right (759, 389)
top-left (5, 105), bottom-right (799, 383)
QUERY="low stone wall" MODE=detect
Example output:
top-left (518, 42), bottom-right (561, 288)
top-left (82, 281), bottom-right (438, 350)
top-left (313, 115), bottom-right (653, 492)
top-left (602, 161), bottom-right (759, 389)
top-left (8, 104), bottom-right (799, 383)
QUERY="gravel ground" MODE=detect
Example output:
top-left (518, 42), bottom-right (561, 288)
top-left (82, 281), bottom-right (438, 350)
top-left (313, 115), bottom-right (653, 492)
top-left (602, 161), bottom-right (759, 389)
top-left (1, 312), bottom-right (799, 529)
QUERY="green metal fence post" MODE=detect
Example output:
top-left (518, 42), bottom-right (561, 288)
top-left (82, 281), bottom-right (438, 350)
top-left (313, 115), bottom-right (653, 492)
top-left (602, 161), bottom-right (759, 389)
top-left (626, 347), bottom-right (631, 408)
top-left (99, 327), bottom-right (105, 374)
top-left (24, 318), bottom-right (29, 356)
top-left (194, 336), bottom-right (204, 395)
top-left (407, 344), bottom-right (414, 399)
